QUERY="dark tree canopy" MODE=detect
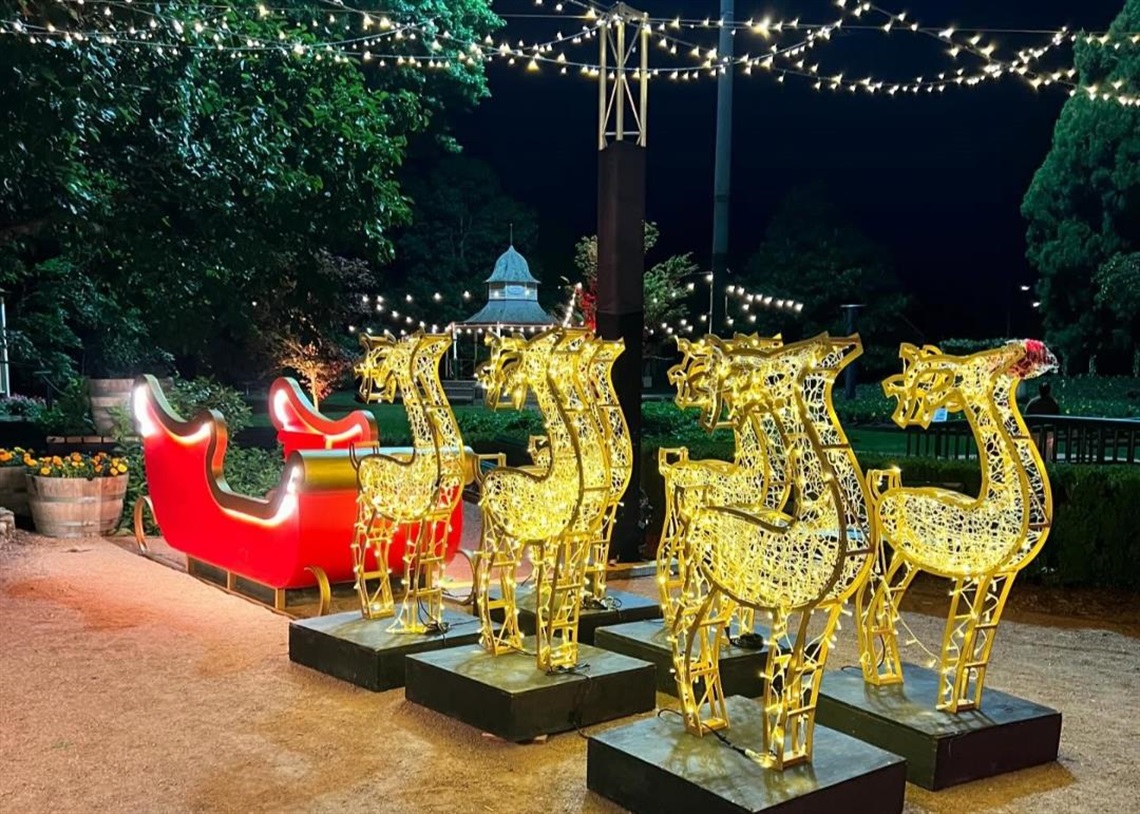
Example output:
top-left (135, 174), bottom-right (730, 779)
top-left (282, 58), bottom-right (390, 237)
top-left (740, 183), bottom-right (911, 372)
top-left (392, 153), bottom-right (540, 326)
top-left (0, 0), bottom-right (499, 383)
top-left (1094, 252), bottom-right (1140, 373)
top-left (1023, 0), bottom-right (1140, 373)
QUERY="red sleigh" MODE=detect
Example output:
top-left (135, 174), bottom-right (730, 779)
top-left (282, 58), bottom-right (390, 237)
top-left (132, 375), bottom-right (466, 608)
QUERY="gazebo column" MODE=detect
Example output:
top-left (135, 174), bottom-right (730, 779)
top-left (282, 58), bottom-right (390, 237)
top-left (596, 140), bottom-right (646, 562)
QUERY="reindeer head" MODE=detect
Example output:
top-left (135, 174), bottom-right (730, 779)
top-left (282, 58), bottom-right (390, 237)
top-left (590, 336), bottom-right (625, 367)
top-left (478, 329), bottom-right (563, 410)
top-left (883, 343), bottom-right (970, 428)
top-left (356, 333), bottom-right (410, 404)
top-left (884, 339), bottom-right (1058, 428)
top-left (668, 335), bottom-right (732, 430)
top-left (1003, 339), bottom-right (1058, 381)
top-left (720, 334), bottom-right (827, 422)
top-left (477, 333), bottom-right (527, 410)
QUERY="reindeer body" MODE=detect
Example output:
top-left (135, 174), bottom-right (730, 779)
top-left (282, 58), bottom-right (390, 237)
top-left (856, 341), bottom-right (1056, 712)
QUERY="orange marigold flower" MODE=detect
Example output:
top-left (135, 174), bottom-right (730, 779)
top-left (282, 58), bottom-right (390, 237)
top-left (39, 466), bottom-right (50, 476)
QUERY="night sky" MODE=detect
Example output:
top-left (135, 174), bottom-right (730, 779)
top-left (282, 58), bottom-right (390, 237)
top-left (455, 0), bottom-right (1126, 339)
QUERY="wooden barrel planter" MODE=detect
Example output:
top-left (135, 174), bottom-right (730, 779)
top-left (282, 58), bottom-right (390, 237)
top-left (86, 378), bottom-right (137, 435)
top-left (0, 466), bottom-right (29, 516)
top-left (26, 474), bottom-right (128, 538)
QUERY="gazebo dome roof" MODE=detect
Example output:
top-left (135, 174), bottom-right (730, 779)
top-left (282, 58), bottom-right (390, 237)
top-left (485, 245), bottom-right (538, 285)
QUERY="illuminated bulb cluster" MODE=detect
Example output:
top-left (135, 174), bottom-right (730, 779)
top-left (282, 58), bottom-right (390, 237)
top-left (665, 331), bottom-right (876, 769)
top-left (725, 284), bottom-right (804, 328)
top-left (855, 339), bottom-right (1056, 712)
top-left (350, 331), bottom-right (467, 633)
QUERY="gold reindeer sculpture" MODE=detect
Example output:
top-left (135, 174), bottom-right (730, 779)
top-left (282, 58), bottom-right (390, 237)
top-left (475, 328), bottom-right (612, 671)
top-left (670, 334), bottom-right (876, 770)
top-left (351, 332), bottom-right (466, 632)
top-left (523, 337), bottom-right (631, 607)
top-left (856, 339), bottom-right (1056, 712)
top-left (581, 337), bottom-right (633, 606)
top-left (657, 334), bottom-right (789, 627)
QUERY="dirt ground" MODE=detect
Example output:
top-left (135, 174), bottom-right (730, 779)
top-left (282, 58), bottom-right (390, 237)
top-left (2, 526), bottom-right (1138, 814)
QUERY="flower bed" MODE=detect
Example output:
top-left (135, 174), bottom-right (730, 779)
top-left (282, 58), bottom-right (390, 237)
top-left (0, 447), bottom-right (32, 515)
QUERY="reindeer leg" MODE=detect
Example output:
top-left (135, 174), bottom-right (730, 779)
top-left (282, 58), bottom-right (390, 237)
top-left (760, 604), bottom-right (843, 770)
top-left (671, 569), bottom-right (732, 736)
top-left (657, 480), bottom-right (689, 627)
top-left (352, 506), bottom-right (395, 620)
top-left (856, 550), bottom-right (915, 686)
top-left (536, 533), bottom-right (591, 671)
top-left (584, 506), bottom-right (616, 605)
top-left (390, 513), bottom-right (449, 634)
top-left (938, 572), bottom-right (1016, 711)
top-left (477, 515), bottom-right (523, 655)
top-left (534, 540), bottom-right (555, 670)
top-left (418, 514), bottom-right (450, 629)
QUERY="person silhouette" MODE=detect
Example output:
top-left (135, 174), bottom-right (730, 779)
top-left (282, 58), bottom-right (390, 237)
top-left (1025, 382), bottom-right (1060, 415)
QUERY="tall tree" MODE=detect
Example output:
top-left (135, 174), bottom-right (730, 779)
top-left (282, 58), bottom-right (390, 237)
top-left (0, 0), bottom-right (500, 383)
top-left (740, 183), bottom-right (910, 371)
top-left (393, 154), bottom-right (540, 325)
top-left (1023, 0), bottom-right (1140, 373)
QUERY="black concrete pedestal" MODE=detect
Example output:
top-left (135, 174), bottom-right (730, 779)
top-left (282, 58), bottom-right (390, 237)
top-left (479, 586), bottom-right (661, 644)
top-left (594, 619), bottom-right (769, 698)
top-left (587, 695), bottom-right (907, 814)
top-left (816, 664), bottom-right (1062, 790)
top-left (288, 608), bottom-right (482, 692)
top-left (404, 639), bottom-right (656, 742)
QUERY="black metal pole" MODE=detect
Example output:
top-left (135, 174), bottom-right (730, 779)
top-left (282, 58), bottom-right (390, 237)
top-left (709, 0), bottom-right (735, 335)
top-left (596, 141), bottom-right (646, 562)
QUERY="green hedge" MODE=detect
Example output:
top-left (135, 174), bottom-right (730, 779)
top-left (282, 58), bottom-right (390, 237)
top-left (639, 439), bottom-right (1140, 590)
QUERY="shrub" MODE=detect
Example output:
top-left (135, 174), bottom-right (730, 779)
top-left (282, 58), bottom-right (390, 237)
top-left (35, 378), bottom-right (95, 436)
top-left (221, 445), bottom-right (285, 497)
top-left (168, 377), bottom-right (253, 434)
top-left (0, 394), bottom-right (45, 422)
top-left (454, 406), bottom-right (544, 444)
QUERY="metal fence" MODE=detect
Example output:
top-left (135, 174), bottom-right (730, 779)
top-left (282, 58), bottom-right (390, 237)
top-left (905, 415), bottom-right (1140, 464)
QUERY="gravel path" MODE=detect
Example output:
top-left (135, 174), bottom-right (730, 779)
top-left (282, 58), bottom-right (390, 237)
top-left (1, 529), bottom-right (1137, 814)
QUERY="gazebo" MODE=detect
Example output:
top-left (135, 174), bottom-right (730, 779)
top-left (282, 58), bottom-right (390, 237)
top-left (458, 244), bottom-right (555, 332)
top-left (444, 244), bottom-right (556, 388)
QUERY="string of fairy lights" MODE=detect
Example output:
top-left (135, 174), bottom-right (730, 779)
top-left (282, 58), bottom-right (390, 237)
top-left (5, 0), bottom-right (1136, 337)
top-left (343, 271), bottom-right (812, 342)
top-left (7, 0), bottom-right (1139, 100)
